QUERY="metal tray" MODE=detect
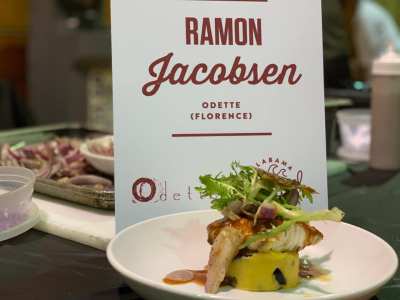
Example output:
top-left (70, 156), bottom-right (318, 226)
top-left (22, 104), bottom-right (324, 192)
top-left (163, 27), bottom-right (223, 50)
top-left (0, 123), bottom-right (114, 210)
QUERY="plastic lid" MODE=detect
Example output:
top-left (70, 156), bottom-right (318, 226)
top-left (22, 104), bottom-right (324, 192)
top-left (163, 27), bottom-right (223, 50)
top-left (337, 109), bottom-right (371, 122)
top-left (372, 44), bottom-right (400, 76)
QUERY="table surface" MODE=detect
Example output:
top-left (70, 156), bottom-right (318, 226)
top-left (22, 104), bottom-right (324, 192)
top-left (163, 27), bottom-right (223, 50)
top-left (0, 170), bottom-right (398, 300)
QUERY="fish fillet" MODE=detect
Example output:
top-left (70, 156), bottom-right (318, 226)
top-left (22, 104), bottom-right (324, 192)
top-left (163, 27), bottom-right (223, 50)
top-left (248, 223), bottom-right (323, 252)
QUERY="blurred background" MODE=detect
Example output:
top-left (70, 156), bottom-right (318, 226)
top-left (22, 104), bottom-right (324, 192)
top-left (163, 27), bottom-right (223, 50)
top-left (0, 0), bottom-right (111, 131)
top-left (0, 0), bottom-right (399, 139)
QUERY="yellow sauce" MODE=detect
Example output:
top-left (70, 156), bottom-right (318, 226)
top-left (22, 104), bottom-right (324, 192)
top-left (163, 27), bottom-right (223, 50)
top-left (314, 273), bottom-right (332, 282)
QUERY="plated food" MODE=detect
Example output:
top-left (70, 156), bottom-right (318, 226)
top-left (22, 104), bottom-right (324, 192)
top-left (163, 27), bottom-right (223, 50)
top-left (80, 135), bottom-right (114, 175)
top-left (107, 210), bottom-right (397, 300)
top-left (0, 137), bottom-right (113, 190)
top-left (164, 162), bottom-right (344, 294)
top-left (87, 135), bottom-right (114, 157)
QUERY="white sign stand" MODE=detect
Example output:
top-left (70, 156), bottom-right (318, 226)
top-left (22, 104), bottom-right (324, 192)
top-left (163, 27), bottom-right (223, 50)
top-left (112, 0), bottom-right (327, 231)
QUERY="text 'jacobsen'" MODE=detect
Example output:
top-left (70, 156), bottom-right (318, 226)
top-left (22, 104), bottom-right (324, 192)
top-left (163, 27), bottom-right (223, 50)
top-left (142, 17), bottom-right (302, 97)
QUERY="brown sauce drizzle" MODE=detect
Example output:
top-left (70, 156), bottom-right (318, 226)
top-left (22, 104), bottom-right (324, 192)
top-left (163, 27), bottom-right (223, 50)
top-left (163, 269), bottom-right (207, 286)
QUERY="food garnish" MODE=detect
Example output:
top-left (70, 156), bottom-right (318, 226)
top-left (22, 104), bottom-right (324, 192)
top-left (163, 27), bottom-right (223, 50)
top-left (163, 162), bottom-right (344, 293)
top-left (196, 162), bottom-right (344, 293)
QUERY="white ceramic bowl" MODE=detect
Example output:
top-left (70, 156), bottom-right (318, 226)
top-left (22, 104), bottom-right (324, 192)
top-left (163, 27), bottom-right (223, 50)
top-left (80, 135), bottom-right (114, 175)
top-left (107, 210), bottom-right (398, 300)
top-left (0, 166), bottom-right (39, 241)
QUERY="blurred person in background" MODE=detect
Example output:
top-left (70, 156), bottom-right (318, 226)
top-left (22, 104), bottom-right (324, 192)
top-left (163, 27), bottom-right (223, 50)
top-left (376, 0), bottom-right (400, 24)
top-left (354, 0), bottom-right (400, 79)
top-left (322, 0), bottom-right (356, 89)
top-left (322, 0), bottom-right (400, 85)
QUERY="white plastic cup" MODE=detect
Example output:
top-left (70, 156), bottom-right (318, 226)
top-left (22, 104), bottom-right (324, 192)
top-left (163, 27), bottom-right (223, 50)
top-left (0, 167), bottom-right (36, 231)
top-left (337, 109), bottom-right (371, 156)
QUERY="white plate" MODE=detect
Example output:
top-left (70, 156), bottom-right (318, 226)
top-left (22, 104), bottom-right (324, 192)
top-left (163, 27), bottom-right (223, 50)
top-left (80, 135), bottom-right (114, 175)
top-left (0, 202), bottom-right (40, 242)
top-left (107, 210), bottom-right (398, 300)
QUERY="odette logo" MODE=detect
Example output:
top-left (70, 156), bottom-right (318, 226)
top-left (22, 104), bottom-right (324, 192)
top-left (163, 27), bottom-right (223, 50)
top-left (132, 178), bottom-right (157, 203)
top-left (132, 177), bottom-right (195, 204)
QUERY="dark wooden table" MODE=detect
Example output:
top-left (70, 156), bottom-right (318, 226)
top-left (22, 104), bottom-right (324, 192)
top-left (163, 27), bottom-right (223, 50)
top-left (0, 170), bottom-right (398, 300)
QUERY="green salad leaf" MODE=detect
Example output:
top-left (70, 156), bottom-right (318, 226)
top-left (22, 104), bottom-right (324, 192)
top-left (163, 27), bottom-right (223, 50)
top-left (195, 162), bottom-right (317, 210)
